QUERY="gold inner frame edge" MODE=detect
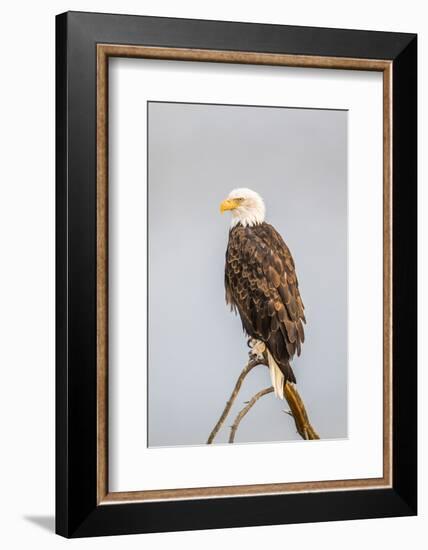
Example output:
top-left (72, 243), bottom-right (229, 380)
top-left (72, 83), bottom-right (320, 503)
top-left (96, 44), bottom-right (393, 504)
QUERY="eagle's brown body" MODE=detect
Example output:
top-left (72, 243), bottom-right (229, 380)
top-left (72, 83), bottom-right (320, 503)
top-left (225, 222), bottom-right (305, 384)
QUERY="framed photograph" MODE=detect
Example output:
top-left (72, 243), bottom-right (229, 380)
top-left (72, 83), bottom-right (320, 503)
top-left (56, 11), bottom-right (417, 537)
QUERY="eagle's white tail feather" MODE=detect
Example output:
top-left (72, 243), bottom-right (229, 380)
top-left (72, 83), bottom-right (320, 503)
top-left (267, 349), bottom-right (284, 399)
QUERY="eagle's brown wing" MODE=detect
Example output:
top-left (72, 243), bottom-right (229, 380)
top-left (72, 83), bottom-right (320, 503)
top-left (225, 223), bottom-right (305, 383)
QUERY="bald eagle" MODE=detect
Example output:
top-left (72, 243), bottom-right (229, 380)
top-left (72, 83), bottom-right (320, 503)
top-left (220, 188), bottom-right (305, 399)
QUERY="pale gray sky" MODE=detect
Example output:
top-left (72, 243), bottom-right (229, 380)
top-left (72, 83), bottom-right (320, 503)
top-left (147, 101), bottom-right (348, 447)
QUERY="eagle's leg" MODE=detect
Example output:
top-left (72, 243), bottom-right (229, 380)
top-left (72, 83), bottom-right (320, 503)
top-left (248, 338), bottom-right (266, 360)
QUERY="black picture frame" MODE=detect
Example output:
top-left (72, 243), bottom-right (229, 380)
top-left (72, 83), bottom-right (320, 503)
top-left (56, 11), bottom-right (417, 538)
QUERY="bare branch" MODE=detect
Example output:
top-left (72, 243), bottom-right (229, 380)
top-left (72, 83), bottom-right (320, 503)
top-left (206, 357), bottom-right (264, 444)
top-left (207, 353), bottom-right (319, 444)
top-left (283, 382), bottom-right (319, 440)
top-left (229, 387), bottom-right (274, 443)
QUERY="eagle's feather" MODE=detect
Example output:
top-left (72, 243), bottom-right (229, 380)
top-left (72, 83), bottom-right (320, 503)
top-left (225, 222), bottom-right (305, 386)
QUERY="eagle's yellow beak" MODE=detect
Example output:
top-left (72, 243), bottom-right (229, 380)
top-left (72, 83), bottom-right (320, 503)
top-left (220, 198), bottom-right (240, 213)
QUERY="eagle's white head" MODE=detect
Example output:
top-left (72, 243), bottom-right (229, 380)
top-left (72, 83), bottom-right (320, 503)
top-left (220, 188), bottom-right (266, 228)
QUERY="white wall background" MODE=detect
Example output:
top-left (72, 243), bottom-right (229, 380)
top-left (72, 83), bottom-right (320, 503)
top-left (0, 1), bottom-right (424, 548)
